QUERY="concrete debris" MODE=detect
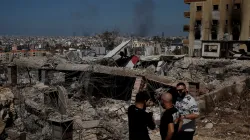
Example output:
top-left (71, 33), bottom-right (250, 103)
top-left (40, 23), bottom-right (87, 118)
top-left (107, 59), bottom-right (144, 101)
top-left (74, 117), bottom-right (100, 129)
top-left (3, 50), bottom-right (250, 140)
top-left (0, 87), bottom-right (14, 105)
top-left (205, 123), bottom-right (213, 129)
top-left (66, 51), bottom-right (82, 62)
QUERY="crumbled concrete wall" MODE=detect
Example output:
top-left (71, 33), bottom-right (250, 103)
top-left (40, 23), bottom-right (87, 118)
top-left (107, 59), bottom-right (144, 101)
top-left (198, 78), bottom-right (249, 113)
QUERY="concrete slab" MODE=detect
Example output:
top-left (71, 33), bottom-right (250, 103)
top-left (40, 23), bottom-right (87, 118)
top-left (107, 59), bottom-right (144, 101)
top-left (198, 78), bottom-right (248, 113)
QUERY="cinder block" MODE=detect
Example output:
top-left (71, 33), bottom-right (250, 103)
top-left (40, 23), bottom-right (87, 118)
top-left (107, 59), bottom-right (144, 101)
top-left (49, 118), bottom-right (73, 140)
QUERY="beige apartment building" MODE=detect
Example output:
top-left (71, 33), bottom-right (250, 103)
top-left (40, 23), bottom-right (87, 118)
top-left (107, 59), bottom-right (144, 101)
top-left (184, 0), bottom-right (250, 56)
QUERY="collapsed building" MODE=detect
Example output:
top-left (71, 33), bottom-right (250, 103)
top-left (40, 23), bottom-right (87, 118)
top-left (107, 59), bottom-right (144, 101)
top-left (0, 39), bottom-right (250, 140)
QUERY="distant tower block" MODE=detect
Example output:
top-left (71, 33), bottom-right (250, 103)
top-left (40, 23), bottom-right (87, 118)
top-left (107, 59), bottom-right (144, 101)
top-left (7, 64), bottom-right (17, 85)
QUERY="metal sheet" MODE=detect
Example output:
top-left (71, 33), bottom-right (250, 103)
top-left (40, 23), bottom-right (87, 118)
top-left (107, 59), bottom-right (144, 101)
top-left (104, 40), bottom-right (131, 58)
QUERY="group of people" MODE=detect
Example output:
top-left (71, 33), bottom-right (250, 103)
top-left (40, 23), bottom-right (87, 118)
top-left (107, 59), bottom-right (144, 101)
top-left (128, 82), bottom-right (199, 140)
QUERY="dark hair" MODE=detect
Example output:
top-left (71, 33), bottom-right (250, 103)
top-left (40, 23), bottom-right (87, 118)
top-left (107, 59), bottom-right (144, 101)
top-left (176, 82), bottom-right (186, 88)
top-left (135, 91), bottom-right (150, 103)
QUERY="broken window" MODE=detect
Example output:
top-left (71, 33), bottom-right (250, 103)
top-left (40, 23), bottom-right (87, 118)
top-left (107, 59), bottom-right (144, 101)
top-left (232, 27), bottom-right (240, 40)
top-left (234, 4), bottom-right (240, 9)
top-left (212, 33), bottom-right (218, 40)
top-left (195, 20), bottom-right (202, 40)
top-left (212, 20), bottom-right (218, 25)
top-left (204, 45), bottom-right (218, 52)
top-left (195, 31), bottom-right (201, 40)
top-left (197, 6), bottom-right (202, 11)
top-left (196, 20), bottom-right (202, 26)
top-left (213, 5), bottom-right (219, 11)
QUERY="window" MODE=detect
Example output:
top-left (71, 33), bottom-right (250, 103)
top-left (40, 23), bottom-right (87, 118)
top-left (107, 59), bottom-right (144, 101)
top-left (234, 4), bottom-right (240, 9)
top-left (196, 20), bottom-right (202, 25)
top-left (195, 31), bottom-right (201, 40)
top-left (225, 20), bottom-right (228, 25)
top-left (226, 4), bottom-right (229, 10)
top-left (197, 6), bottom-right (202, 11)
top-left (213, 5), bottom-right (219, 11)
top-left (212, 20), bottom-right (218, 25)
top-left (212, 34), bottom-right (218, 40)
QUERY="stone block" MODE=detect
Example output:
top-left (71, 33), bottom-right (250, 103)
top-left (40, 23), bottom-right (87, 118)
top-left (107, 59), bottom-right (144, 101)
top-left (6, 129), bottom-right (26, 140)
top-left (25, 99), bottom-right (44, 117)
top-left (208, 68), bottom-right (225, 75)
top-left (74, 117), bottom-right (100, 129)
top-left (49, 118), bottom-right (73, 140)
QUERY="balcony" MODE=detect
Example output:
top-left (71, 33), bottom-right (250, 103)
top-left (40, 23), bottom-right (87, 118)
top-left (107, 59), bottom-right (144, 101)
top-left (184, 0), bottom-right (206, 4)
top-left (184, 11), bottom-right (190, 18)
top-left (183, 25), bottom-right (190, 32)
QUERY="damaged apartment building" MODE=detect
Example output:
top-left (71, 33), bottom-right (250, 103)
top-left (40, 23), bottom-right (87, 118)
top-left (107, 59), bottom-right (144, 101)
top-left (184, 0), bottom-right (250, 58)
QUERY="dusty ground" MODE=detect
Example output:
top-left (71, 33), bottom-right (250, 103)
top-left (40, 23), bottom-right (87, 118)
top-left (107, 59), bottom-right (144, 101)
top-left (195, 91), bottom-right (250, 140)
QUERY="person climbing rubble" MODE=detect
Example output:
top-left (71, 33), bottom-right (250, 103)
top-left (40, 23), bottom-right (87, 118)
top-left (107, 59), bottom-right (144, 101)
top-left (128, 91), bottom-right (156, 140)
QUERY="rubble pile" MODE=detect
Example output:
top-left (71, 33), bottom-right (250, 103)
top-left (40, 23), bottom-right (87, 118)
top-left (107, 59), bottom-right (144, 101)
top-left (3, 54), bottom-right (250, 140)
top-left (168, 58), bottom-right (250, 93)
top-left (8, 84), bottom-right (132, 140)
top-left (195, 86), bottom-right (250, 140)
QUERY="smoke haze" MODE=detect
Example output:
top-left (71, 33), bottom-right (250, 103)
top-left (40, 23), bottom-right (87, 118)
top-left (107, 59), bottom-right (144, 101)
top-left (133, 0), bottom-right (155, 37)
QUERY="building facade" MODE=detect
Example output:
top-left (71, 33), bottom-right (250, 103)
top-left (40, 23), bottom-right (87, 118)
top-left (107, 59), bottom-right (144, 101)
top-left (184, 0), bottom-right (250, 56)
top-left (0, 50), bottom-right (46, 62)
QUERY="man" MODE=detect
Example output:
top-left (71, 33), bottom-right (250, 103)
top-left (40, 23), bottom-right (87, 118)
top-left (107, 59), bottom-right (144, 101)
top-left (175, 82), bottom-right (199, 140)
top-left (128, 91), bottom-right (156, 140)
top-left (160, 92), bottom-right (180, 140)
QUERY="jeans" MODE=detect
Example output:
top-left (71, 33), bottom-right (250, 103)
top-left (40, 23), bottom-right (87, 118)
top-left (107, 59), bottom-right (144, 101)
top-left (176, 131), bottom-right (195, 140)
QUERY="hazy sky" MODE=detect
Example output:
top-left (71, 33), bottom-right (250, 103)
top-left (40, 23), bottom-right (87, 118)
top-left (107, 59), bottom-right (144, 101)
top-left (0, 0), bottom-right (189, 36)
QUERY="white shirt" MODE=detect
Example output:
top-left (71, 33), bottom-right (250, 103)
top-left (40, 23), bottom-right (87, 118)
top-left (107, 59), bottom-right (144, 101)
top-left (175, 94), bottom-right (199, 131)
